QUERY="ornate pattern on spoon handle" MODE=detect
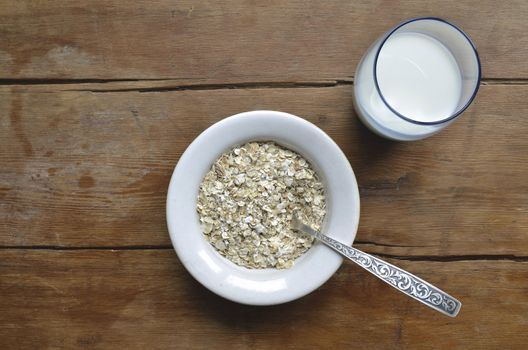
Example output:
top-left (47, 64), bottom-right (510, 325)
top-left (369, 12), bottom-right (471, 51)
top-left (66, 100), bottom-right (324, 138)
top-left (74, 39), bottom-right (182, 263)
top-left (300, 224), bottom-right (461, 317)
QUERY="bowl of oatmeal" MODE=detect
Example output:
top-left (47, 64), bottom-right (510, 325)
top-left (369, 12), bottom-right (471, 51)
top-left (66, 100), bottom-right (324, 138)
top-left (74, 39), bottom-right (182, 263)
top-left (166, 110), bottom-right (360, 305)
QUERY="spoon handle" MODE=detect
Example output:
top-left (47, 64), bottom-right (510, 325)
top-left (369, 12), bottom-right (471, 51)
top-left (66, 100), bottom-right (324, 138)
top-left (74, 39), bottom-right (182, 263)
top-left (295, 222), bottom-right (461, 317)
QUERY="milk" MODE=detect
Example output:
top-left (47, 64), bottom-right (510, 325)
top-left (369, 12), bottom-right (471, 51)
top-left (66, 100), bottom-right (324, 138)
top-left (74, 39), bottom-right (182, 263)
top-left (377, 33), bottom-right (462, 123)
top-left (354, 32), bottom-right (464, 140)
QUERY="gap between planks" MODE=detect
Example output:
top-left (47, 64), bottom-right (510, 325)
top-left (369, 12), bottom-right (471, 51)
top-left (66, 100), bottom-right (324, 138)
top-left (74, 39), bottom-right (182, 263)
top-left (0, 78), bottom-right (527, 94)
top-left (0, 245), bottom-right (526, 262)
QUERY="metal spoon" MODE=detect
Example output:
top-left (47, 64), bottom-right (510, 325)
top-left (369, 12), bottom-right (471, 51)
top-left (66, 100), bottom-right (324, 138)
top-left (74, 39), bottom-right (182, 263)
top-left (292, 217), bottom-right (461, 317)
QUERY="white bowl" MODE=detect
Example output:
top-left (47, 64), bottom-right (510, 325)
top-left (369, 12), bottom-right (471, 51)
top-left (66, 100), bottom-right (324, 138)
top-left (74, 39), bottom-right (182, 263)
top-left (166, 110), bottom-right (360, 305)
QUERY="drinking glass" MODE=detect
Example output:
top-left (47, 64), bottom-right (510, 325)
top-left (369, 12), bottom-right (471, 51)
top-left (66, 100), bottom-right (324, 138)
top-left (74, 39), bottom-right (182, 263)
top-left (353, 17), bottom-right (481, 141)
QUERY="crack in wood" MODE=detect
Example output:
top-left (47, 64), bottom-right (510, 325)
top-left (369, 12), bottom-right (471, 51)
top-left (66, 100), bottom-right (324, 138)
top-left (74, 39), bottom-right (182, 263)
top-left (0, 78), bottom-right (525, 92)
top-left (0, 245), bottom-right (173, 250)
top-left (354, 239), bottom-right (432, 248)
top-left (372, 253), bottom-right (528, 262)
top-left (481, 78), bottom-right (528, 85)
top-left (66, 80), bottom-right (348, 93)
top-left (0, 245), bottom-right (526, 262)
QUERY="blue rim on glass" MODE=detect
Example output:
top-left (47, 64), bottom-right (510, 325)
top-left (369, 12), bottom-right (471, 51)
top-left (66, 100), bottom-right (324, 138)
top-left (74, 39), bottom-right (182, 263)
top-left (372, 17), bottom-right (482, 126)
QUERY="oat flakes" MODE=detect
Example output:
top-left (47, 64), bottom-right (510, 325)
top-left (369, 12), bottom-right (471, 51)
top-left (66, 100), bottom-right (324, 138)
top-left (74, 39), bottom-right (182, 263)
top-left (197, 142), bottom-right (326, 269)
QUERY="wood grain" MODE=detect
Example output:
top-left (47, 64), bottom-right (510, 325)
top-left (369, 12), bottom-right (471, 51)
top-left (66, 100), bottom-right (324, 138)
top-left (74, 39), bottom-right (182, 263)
top-left (0, 0), bottom-right (527, 81)
top-left (0, 250), bottom-right (526, 350)
top-left (1, 2), bottom-right (527, 349)
top-left (1, 84), bottom-right (527, 257)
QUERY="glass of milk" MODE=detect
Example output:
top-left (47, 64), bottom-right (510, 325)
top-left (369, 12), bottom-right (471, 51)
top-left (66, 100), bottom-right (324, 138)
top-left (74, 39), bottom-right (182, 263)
top-left (353, 17), bottom-right (481, 141)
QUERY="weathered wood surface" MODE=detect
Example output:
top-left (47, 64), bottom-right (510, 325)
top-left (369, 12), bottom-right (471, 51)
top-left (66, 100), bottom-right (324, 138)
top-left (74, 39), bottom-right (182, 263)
top-left (1, 250), bottom-right (527, 350)
top-left (0, 0), bottom-right (527, 81)
top-left (1, 84), bottom-right (527, 257)
top-left (1, 1), bottom-right (527, 349)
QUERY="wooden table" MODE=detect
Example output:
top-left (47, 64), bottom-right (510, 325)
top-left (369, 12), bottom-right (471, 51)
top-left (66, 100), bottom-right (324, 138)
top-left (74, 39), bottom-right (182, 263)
top-left (1, 1), bottom-right (527, 349)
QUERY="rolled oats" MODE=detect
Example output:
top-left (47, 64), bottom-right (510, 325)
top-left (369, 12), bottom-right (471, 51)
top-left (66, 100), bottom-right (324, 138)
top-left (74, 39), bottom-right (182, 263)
top-left (197, 142), bottom-right (326, 269)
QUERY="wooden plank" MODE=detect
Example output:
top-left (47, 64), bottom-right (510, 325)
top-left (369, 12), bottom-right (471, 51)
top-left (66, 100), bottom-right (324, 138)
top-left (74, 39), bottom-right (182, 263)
top-left (0, 250), bottom-right (526, 349)
top-left (0, 1), bottom-right (527, 81)
top-left (1, 84), bottom-right (527, 256)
